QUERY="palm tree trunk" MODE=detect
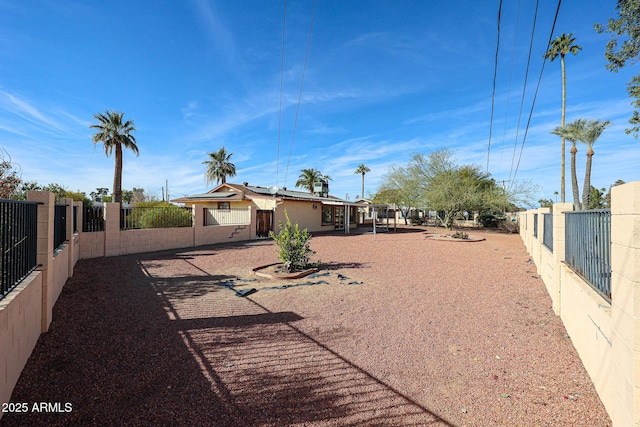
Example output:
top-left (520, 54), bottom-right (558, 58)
top-left (582, 151), bottom-right (593, 209)
top-left (113, 144), bottom-right (123, 203)
top-left (570, 145), bottom-right (580, 209)
top-left (560, 55), bottom-right (566, 203)
top-left (361, 173), bottom-right (365, 199)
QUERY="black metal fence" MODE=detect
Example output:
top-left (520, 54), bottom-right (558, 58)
top-left (121, 206), bottom-right (192, 230)
top-left (73, 205), bottom-right (78, 233)
top-left (83, 206), bottom-right (105, 232)
top-left (543, 213), bottom-right (553, 251)
top-left (533, 213), bottom-right (538, 238)
top-left (54, 204), bottom-right (67, 250)
top-left (1, 199), bottom-right (38, 300)
top-left (565, 209), bottom-right (611, 301)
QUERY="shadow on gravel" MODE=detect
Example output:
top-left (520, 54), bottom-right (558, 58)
top-left (321, 261), bottom-right (372, 271)
top-left (2, 246), bottom-right (454, 427)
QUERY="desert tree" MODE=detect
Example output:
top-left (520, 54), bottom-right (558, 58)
top-left (596, 0), bottom-right (640, 136)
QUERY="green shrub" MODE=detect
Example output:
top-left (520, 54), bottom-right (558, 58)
top-left (409, 215), bottom-right (425, 225)
top-left (269, 211), bottom-right (316, 272)
top-left (477, 213), bottom-right (499, 227)
top-left (124, 202), bottom-right (192, 229)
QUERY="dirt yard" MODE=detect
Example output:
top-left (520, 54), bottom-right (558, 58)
top-left (1, 227), bottom-right (611, 426)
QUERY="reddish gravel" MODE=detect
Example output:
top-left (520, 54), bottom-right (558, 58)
top-left (1, 227), bottom-right (611, 426)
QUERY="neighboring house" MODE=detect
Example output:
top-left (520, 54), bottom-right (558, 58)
top-left (171, 182), bottom-right (369, 237)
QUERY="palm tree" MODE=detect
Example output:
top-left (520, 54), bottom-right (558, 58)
top-left (90, 110), bottom-right (138, 203)
top-left (579, 119), bottom-right (611, 209)
top-left (551, 119), bottom-right (585, 209)
top-left (295, 168), bottom-right (331, 193)
top-left (544, 33), bottom-right (582, 204)
top-left (354, 164), bottom-right (370, 200)
top-left (202, 147), bottom-right (236, 186)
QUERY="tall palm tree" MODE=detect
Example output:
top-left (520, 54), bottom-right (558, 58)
top-left (354, 164), bottom-right (370, 199)
top-left (295, 168), bottom-right (331, 193)
top-left (90, 110), bottom-right (138, 203)
top-left (579, 119), bottom-right (611, 209)
top-left (551, 119), bottom-right (585, 209)
top-left (202, 147), bottom-right (236, 186)
top-left (544, 33), bottom-right (582, 204)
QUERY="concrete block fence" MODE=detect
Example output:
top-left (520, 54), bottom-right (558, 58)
top-left (79, 203), bottom-right (256, 259)
top-left (519, 181), bottom-right (640, 427)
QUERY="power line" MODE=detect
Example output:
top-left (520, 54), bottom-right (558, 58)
top-left (510, 0), bottom-right (562, 190)
top-left (508, 0), bottom-right (539, 184)
top-left (283, 0), bottom-right (317, 189)
top-left (497, 0), bottom-right (521, 175)
top-left (487, 0), bottom-right (503, 174)
top-left (276, 0), bottom-right (287, 188)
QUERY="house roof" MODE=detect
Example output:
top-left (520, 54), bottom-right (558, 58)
top-left (172, 182), bottom-right (367, 206)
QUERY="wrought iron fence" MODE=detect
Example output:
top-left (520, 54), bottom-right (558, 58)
top-left (204, 208), bottom-right (250, 226)
top-left (1, 199), bottom-right (38, 300)
top-left (73, 205), bottom-right (78, 233)
top-left (543, 213), bottom-right (553, 251)
top-left (121, 206), bottom-right (192, 230)
top-left (54, 204), bottom-right (67, 250)
top-left (83, 206), bottom-right (105, 232)
top-left (565, 209), bottom-right (611, 301)
top-left (533, 213), bottom-right (538, 238)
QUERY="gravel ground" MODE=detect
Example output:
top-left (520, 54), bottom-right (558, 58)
top-left (1, 227), bottom-right (611, 426)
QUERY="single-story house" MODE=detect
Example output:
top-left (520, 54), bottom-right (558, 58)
top-left (171, 182), bottom-right (371, 237)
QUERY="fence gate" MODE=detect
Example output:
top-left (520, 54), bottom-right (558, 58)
top-left (256, 210), bottom-right (272, 238)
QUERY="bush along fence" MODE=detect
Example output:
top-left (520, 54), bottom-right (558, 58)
top-left (518, 181), bottom-right (640, 427)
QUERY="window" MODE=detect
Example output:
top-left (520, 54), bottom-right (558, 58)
top-left (218, 202), bottom-right (230, 210)
top-left (322, 205), bottom-right (333, 225)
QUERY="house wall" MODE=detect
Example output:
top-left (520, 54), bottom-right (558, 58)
top-left (1, 192), bottom-right (77, 420)
top-left (248, 197), bottom-right (275, 210)
top-left (518, 182), bottom-right (640, 427)
top-left (275, 200), bottom-right (334, 233)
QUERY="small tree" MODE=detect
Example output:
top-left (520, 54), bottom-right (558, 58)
top-left (0, 149), bottom-right (22, 199)
top-left (269, 211), bottom-right (316, 272)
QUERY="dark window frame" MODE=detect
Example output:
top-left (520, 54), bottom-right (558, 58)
top-left (321, 205), bottom-right (334, 225)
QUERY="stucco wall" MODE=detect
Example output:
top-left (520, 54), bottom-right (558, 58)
top-left (275, 200), bottom-right (335, 233)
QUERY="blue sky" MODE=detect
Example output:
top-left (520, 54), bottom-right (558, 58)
top-left (1, 1), bottom-right (638, 204)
